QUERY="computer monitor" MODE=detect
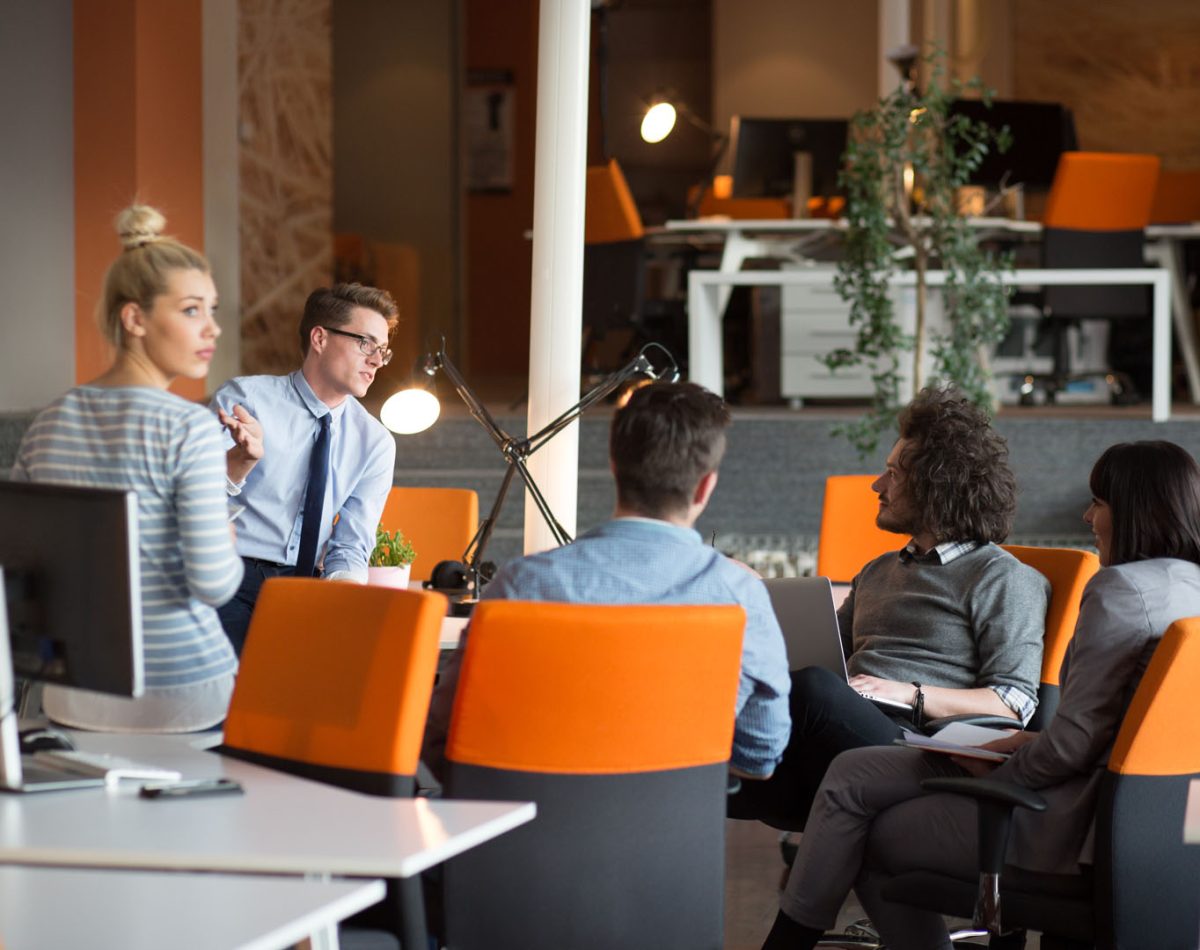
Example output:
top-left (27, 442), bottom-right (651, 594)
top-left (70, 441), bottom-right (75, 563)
top-left (0, 481), bottom-right (143, 790)
top-left (948, 98), bottom-right (1078, 191)
top-left (729, 117), bottom-right (849, 200)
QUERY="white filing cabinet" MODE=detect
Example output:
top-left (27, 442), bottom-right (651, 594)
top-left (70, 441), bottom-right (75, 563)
top-left (779, 267), bottom-right (876, 403)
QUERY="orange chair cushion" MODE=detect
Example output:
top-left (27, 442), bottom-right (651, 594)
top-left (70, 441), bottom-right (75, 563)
top-left (447, 601), bottom-right (745, 774)
top-left (585, 159), bottom-right (644, 244)
top-left (380, 487), bottom-right (478, 583)
top-left (816, 475), bottom-right (904, 583)
top-left (1109, 618), bottom-right (1200, 777)
top-left (1001, 546), bottom-right (1100, 686)
top-left (225, 579), bottom-right (446, 775)
top-left (1042, 152), bottom-right (1160, 231)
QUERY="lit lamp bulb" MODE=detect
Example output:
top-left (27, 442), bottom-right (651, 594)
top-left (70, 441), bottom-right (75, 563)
top-left (640, 101), bottom-right (677, 144)
top-left (380, 388), bottom-right (441, 435)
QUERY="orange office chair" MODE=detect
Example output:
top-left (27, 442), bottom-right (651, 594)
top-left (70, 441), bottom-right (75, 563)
top-left (222, 578), bottom-right (446, 949)
top-left (1149, 167), bottom-right (1200, 225)
top-left (442, 601), bottom-right (745, 950)
top-left (815, 475), bottom-right (902, 583)
top-left (881, 616), bottom-right (1200, 948)
top-left (582, 159), bottom-right (648, 374)
top-left (1001, 545), bottom-right (1100, 729)
top-left (1027, 151), bottom-right (1161, 403)
top-left (380, 486), bottom-right (479, 584)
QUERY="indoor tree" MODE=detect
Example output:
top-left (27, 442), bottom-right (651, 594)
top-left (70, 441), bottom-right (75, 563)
top-left (825, 47), bottom-right (1014, 456)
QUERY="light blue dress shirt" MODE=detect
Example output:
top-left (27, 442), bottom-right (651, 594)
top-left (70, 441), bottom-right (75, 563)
top-left (424, 517), bottom-right (792, 777)
top-left (211, 371), bottom-right (396, 580)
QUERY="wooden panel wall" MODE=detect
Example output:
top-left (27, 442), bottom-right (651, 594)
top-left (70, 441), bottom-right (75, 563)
top-left (238, 0), bottom-right (334, 374)
top-left (1014, 0), bottom-right (1200, 169)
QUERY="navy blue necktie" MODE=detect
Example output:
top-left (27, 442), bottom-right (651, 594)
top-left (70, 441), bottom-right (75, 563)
top-left (294, 413), bottom-right (331, 577)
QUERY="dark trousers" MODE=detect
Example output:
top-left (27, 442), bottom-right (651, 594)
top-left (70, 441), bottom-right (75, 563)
top-left (726, 666), bottom-right (907, 831)
top-left (217, 556), bottom-right (295, 657)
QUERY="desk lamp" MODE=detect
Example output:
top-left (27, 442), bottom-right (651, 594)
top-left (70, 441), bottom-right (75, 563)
top-left (640, 97), bottom-right (730, 217)
top-left (380, 342), bottom-right (679, 597)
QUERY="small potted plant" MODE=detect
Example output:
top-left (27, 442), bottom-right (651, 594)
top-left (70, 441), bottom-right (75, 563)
top-left (367, 524), bottom-right (417, 588)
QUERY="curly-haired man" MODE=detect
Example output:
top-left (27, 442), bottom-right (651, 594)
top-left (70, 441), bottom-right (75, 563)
top-left (728, 386), bottom-right (1048, 829)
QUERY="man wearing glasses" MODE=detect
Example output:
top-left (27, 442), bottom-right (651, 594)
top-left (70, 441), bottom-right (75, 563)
top-left (211, 283), bottom-right (399, 654)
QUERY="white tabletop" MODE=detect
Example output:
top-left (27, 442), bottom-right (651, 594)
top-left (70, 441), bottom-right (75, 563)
top-left (1185, 778), bottom-right (1200, 844)
top-left (0, 733), bottom-right (535, 879)
top-left (0, 866), bottom-right (384, 950)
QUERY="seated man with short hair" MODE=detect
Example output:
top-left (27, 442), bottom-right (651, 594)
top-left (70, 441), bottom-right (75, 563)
top-left (422, 381), bottom-right (791, 781)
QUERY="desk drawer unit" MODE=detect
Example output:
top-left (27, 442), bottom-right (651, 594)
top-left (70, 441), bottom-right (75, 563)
top-left (780, 279), bottom-right (874, 400)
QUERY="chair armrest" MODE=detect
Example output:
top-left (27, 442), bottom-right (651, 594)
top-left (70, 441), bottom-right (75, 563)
top-left (923, 713), bottom-right (1024, 732)
top-left (922, 777), bottom-right (1046, 875)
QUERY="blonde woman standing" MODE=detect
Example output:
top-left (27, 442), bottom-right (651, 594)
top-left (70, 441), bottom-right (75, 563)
top-left (11, 205), bottom-right (242, 732)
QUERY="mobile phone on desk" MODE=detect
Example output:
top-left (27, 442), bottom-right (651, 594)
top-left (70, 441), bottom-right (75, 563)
top-left (139, 777), bottom-right (243, 799)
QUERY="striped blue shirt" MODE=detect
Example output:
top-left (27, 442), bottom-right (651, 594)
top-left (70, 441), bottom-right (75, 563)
top-left (11, 386), bottom-right (241, 689)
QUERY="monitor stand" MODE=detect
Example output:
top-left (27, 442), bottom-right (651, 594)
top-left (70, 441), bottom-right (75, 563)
top-left (0, 567), bottom-right (103, 793)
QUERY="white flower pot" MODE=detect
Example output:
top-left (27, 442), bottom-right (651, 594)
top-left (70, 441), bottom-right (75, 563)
top-left (367, 564), bottom-right (412, 589)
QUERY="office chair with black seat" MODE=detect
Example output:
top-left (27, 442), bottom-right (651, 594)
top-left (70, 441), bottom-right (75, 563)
top-left (880, 616), bottom-right (1200, 950)
top-left (582, 159), bottom-right (648, 378)
top-left (1020, 152), bottom-right (1160, 405)
top-left (221, 578), bottom-right (447, 950)
top-left (441, 600), bottom-right (746, 950)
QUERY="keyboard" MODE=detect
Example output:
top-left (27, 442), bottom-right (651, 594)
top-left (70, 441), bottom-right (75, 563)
top-left (31, 750), bottom-right (182, 786)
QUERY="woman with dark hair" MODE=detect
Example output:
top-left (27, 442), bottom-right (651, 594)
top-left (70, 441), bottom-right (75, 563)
top-left (762, 440), bottom-right (1200, 950)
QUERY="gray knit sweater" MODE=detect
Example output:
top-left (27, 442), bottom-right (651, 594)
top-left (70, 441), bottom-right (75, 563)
top-left (838, 543), bottom-right (1047, 708)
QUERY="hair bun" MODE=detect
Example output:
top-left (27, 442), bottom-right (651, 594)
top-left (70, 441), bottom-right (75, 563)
top-left (115, 204), bottom-right (167, 250)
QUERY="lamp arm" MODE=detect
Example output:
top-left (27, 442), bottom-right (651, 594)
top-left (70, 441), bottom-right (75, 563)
top-left (429, 341), bottom-right (677, 592)
top-left (428, 348), bottom-right (515, 456)
top-left (523, 354), bottom-right (652, 456)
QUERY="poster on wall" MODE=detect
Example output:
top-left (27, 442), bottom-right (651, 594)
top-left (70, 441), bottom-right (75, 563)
top-left (465, 69), bottom-right (515, 193)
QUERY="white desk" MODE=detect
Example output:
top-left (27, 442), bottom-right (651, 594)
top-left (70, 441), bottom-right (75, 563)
top-left (670, 217), bottom-right (1200, 406)
top-left (0, 733), bottom-right (534, 879)
top-left (1185, 778), bottom-right (1200, 844)
top-left (687, 267), bottom-right (1173, 421)
top-left (0, 866), bottom-right (384, 950)
top-left (0, 733), bottom-right (534, 948)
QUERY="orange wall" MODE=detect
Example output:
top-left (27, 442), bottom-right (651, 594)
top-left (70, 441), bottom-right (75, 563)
top-left (74, 0), bottom-right (206, 400)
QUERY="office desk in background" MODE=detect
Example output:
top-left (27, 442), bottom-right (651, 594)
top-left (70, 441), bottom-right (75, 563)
top-left (687, 267), bottom-right (1174, 421)
top-left (665, 217), bottom-right (1200, 408)
top-left (0, 866), bottom-right (384, 950)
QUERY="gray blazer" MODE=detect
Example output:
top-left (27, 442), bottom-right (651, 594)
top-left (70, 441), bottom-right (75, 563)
top-left (994, 557), bottom-right (1200, 873)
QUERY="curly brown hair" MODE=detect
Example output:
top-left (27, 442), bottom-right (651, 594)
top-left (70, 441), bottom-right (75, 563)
top-left (896, 387), bottom-right (1016, 544)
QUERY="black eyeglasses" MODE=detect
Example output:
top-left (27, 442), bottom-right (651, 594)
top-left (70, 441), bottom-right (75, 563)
top-left (320, 326), bottom-right (393, 365)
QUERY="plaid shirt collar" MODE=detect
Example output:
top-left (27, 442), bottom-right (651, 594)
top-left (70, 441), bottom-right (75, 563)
top-left (898, 539), bottom-right (981, 565)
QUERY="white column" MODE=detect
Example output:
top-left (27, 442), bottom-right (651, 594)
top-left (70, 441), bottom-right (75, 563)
top-left (524, 0), bottom-right (591, 554)
top-left (878, 0), bottom-right (910, 98)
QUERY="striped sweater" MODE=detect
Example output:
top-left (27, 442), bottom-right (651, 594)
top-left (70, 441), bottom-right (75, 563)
top-left (11, 385), bottom-right (241, 689)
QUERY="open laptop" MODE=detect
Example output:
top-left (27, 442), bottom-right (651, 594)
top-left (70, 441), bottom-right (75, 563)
top-left (763, 576), bottom-right (913, 715)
